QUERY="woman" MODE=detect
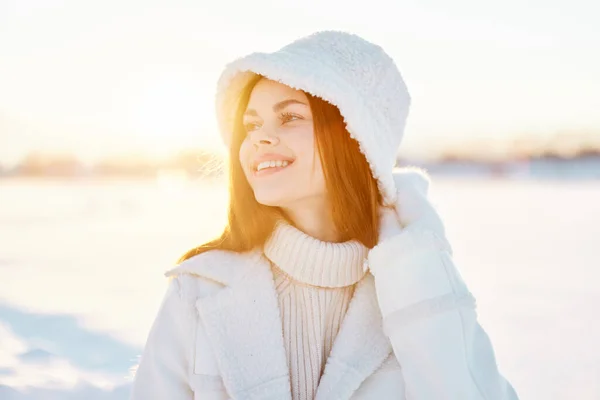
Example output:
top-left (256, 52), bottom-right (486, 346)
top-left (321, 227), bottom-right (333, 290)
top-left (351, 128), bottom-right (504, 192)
top-left (131, 31), bottom-right (519, 399)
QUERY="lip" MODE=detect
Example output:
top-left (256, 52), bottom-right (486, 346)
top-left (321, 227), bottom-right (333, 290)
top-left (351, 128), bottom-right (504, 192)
top-left (251, 153), bottom-right (295, 172)
top-left (253, 163), bottom-right (292, 177)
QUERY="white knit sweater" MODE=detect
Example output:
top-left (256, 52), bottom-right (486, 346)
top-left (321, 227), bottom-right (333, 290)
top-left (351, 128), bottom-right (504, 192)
top-left (263, 220), bottom-right (369, 400)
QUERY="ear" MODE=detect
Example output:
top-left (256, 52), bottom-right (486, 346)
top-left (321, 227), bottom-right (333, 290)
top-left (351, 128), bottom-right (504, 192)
top-left (391, 166), bottom-right (431, 196)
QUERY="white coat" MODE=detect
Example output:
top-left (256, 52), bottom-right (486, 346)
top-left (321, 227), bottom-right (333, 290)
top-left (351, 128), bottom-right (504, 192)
top-left (131, 169), bottom-right (519, 399)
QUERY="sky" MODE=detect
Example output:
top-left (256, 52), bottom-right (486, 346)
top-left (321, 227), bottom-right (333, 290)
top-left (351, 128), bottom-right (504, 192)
top-left (0, 0), bottom-right (599, 164)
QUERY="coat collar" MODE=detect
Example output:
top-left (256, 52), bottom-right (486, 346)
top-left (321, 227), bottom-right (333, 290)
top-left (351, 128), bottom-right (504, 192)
top-left (167, 248), bottom-right (392, 399)
top-left (315, 271), bottom-right (393, 399)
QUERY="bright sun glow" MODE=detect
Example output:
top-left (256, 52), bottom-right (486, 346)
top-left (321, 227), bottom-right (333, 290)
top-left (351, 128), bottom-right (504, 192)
top-left (122, 71), bottom-right (218, 158)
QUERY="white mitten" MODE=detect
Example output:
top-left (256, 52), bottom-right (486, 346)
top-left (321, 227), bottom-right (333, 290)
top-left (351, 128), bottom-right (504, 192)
top-left (370, 169), bottom-right (457, 317)
top-left (377, 206), bottom-right (403, 242)
top-left (392, 167), bottom-right (446, 236)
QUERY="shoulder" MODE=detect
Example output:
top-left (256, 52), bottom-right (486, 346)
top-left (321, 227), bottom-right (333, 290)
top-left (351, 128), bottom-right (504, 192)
top-left (164, 248), bottom-right (262, 301)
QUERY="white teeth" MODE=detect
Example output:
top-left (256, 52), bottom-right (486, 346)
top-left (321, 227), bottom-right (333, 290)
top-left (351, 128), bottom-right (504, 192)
top-left (256, 160), bottom-right (291, 171)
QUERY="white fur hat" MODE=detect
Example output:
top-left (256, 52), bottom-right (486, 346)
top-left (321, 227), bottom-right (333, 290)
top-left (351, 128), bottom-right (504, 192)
top-left (215, 30), bottom-right (411, 206)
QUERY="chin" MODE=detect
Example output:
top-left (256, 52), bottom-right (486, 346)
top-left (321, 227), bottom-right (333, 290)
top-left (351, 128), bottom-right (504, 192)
top-left (253, 190), bottom-right (289, 207)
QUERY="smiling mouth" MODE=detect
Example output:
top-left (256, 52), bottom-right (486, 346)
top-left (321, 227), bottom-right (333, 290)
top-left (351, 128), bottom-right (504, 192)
top-left (253, 160), bottom-right (294, 176)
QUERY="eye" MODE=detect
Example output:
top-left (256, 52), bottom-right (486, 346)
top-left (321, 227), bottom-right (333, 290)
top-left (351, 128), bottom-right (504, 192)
top-left (243, 121), bottom-right (261, 133)
top-left (279, 112), bottom-right (303, 124)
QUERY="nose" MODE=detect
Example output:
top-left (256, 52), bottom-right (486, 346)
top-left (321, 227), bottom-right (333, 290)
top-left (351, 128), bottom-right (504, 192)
top-left (250, 128), bottom-right (280, 148)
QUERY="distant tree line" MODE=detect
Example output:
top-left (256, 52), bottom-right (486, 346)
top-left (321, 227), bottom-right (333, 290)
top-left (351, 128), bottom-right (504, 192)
top-left (1, 139), bottom-right (599, 179)
top-left (1, 149), bottom-right (225, 178)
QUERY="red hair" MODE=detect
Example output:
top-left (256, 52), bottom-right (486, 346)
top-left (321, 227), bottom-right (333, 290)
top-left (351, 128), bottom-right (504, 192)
top-left (178, 76), bottom-right (381, 262)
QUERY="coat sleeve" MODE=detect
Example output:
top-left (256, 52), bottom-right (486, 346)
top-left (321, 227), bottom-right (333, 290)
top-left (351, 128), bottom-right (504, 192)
top-left (368, 227), bottom-right (519, 400)
top-left (130, 276), bottom-right (195, 399)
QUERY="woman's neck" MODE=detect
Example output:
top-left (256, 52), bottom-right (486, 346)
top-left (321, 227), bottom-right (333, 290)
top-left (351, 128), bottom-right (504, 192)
top-left (281, 201), bottom-right (339, 242)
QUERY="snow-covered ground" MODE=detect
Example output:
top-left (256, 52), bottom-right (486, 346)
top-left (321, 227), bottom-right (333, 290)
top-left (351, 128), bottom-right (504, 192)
top-left (0, 176), bottom-right (598, 399)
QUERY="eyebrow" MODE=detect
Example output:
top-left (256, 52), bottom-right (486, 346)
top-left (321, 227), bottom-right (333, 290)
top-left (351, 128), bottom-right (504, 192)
top-left (244, 99), bottom-right (308, 117)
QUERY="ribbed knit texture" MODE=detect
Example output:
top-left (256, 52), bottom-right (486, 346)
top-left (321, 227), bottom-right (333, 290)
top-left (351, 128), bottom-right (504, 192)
top-left (263, 220), bottom-right (369, 400)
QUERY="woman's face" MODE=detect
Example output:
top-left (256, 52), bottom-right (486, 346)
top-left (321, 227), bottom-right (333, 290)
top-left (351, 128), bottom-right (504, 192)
top-left (238, 78), bottom-right (326, 209)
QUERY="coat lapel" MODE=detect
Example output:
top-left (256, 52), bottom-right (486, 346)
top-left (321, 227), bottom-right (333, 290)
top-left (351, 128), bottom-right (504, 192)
top-left (315, 273), bottom-right (393, 399)
top-left (191, 250), bottom-right (292, 399)
top-left (171, 250), bottom-right (393, 400)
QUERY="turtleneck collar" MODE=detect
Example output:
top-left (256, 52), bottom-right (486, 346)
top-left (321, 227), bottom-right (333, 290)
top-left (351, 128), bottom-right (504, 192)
top-left (263, 219), bottom-right (369, 288)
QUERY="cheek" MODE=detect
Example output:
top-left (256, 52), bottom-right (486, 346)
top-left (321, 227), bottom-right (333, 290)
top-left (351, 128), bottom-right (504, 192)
top-left (289, 129), bottom-right (325, 186)
top-left (289, 126), bottom-right (317, 160)
top-left (238, 140), bottom-right (253, 177)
